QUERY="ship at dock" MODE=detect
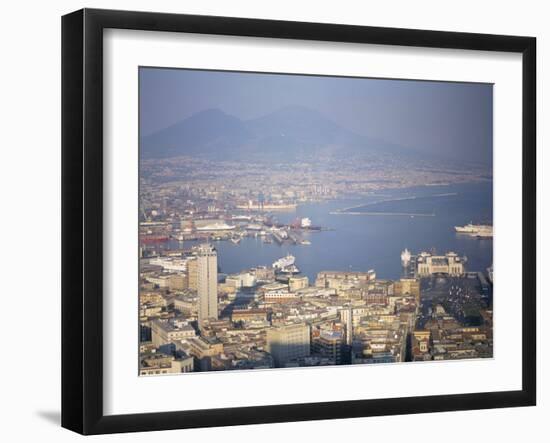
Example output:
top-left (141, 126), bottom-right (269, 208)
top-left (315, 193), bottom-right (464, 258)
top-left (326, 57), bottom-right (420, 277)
top-left (140, 235), bottom-right (169, 244)
top-left (195, 222), bottom-right (236, 231)
top-left (272, 254), bottom-right (300, 274)
top-left (236, 202), bottom-right (297, 211)
top-left (487, 265), bottom-right (493, 284)
top-left (454, 223), bottom-right (493, 238)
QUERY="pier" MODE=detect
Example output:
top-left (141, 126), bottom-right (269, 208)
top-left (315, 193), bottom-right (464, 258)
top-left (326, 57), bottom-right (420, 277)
top-left (330, 211), bottom-right (435, 217)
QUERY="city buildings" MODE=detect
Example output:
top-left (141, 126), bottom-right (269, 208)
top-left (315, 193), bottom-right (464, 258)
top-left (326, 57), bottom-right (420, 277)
top-left (340, 307), bottom-right (353, 346)
top-left (145, 273), bottom-right (186, 291)
top-left (289, 275), bottom-right (309, 292)
top-left (139, 352), bottom-right (194, 376)
top-left (139, 243), bottom-right (492, 374)
top-left (138, 177), bottom-right (492, 375)
top-left (187, 258), bottom-right (198, 290)
top-left (151, 319), bottom-right (196, 347)
top-left (266, 323), bottom-right (311, 368)
top-left (225, 271), bottom-right (257, 289)
top-left (311, 329), bottom-right (346, 365)
top-left (394, 278), bottom-right (421, 304)
top-left (315, 270), bottom-right (376, 292)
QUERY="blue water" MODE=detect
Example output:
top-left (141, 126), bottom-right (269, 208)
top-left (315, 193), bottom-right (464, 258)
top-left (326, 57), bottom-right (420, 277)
top-left (183, 182), bottom-right (493, 281)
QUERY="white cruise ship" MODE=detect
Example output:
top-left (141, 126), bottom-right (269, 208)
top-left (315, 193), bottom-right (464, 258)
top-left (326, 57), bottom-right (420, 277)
top-left (272, 254), bottom-right (295, 270)
top-left (196, 222), bottom-right (236, 231)
top-left (272, 254), bottom-right (300, 274)
top-left (454, 223), bottom-right (493, 238)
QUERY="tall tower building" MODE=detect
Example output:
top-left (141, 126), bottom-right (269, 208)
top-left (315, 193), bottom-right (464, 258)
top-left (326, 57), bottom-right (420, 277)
top-left (340, 307), bottom-right (353, 346)
top-left (197, 244), bottom-right (218, 328)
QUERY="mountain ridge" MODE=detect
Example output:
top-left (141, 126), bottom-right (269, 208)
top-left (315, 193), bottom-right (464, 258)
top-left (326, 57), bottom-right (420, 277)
top-left (140, 106), bottom-right (428, 162)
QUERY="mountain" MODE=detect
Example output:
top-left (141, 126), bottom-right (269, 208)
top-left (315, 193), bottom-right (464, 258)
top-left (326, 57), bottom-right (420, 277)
top-left (140, 109), bottom-right (250, 158)
top-left (140, 106), bottom-right (419, 161)
top-left (243, 105), bottom-right (361, 158)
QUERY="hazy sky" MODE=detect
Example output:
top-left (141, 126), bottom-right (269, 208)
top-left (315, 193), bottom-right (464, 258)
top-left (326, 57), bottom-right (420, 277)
top-left (140, 68), bottom-right (493, 165)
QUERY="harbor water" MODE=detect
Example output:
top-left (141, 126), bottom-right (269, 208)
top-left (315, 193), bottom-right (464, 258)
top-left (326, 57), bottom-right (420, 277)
top-left (179, 181), bottom-right (493, 281)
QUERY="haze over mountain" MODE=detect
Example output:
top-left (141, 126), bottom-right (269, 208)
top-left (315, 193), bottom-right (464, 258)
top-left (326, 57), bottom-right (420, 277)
top-left (140, 105), bottom-right (425, 162)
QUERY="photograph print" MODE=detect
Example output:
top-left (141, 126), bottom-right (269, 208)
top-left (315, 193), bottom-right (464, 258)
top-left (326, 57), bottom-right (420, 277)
top-left (138, 68), bottom-right (493, 376)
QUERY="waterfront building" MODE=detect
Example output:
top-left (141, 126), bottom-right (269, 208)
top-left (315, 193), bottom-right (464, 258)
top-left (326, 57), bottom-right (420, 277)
top-left (250, 266), bottom-right (275, 282)
top-left (197, 244), bottom-right (218, 327)
top-left (403, 250), bottom-right (466, 277)
top-left (289, 275), bottom-right (309, 292)
top-left (266, 323), bottom-right (311, 368)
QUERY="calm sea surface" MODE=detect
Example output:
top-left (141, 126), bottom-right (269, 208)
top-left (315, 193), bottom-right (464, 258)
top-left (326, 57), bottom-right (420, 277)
top-left (183, 181), bottom-right (493, 281)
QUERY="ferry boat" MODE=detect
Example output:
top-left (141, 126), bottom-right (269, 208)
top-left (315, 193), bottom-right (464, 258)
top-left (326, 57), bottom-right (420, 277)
top-left (272, 254), bottom-right (300, 274)
top-left (454, 222), bottom-right (493, 238)
top-left (487, 265), bottom-right (493, 284)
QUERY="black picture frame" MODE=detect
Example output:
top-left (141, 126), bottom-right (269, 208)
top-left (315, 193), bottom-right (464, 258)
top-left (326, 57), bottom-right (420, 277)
top-left (61, 8), bottom-right (536, 435)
